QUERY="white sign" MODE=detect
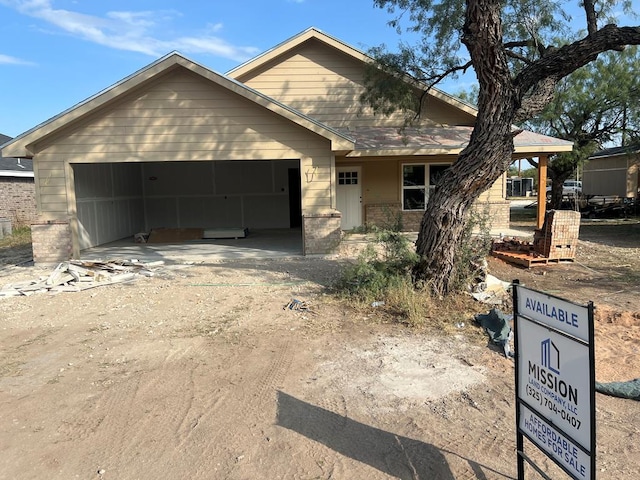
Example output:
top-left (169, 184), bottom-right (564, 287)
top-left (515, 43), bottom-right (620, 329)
top-left (520, 403), bottom-right (591, 480)
top-left (517, 287), bottom-right (589, 341)
top-left (517, 317), bottom-right (591, 450)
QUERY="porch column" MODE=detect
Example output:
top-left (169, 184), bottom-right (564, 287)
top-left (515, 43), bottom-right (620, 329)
top-left (536, 155), bottom-right (548, 229)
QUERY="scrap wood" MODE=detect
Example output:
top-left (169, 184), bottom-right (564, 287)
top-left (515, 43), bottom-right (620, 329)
top-left (0, 259), bottom-right (164, 297)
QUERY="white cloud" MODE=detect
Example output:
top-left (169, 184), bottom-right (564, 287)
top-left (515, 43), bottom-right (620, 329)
top-left (2, 0), bottom-right (260, 61)
top-left (0, 53), bottom-right (36, 66)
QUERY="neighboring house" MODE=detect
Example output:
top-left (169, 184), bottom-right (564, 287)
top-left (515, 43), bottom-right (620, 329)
top-left (583, 144), bottom-right (640, 198)
top-left (0, 133), bottom-right (36, 226)
top-left (0, 28), bottom-right (572, 264)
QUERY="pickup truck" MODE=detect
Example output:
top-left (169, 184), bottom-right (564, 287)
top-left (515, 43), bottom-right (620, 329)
top-left (546, 180), bottom-right (582, 197)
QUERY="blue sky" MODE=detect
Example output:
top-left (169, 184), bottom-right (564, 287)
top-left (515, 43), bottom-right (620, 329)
top-left (0, 1), bottom-right (636, 139)
top-left (0, 0), bottom-right (453, 138)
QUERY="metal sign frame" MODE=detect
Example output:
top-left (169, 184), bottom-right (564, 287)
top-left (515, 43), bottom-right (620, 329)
top-left (513, 281), bottom-right (596, 480)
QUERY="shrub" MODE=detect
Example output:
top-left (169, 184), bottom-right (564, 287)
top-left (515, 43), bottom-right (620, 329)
top-left (335, 229), bottom-right (426, 325)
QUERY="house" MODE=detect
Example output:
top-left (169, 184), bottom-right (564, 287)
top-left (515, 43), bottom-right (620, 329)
top-left (583, 144), bottom-right (640, 198)
top-left (0, 28), bottom-right (572, 264)
top-left (0, 133), bottom-right (36, 227)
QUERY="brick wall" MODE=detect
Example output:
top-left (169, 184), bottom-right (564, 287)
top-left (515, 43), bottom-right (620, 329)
top-left (0, 177), bottom-right (37, 226)
top-left (31, 221), bottom-right (72, 265)
top-left (471, 200), bottom-right (510, 231)
top-left (303, 211), bottom-right (342, 254)
top-left (365, 200), bottom-right (510, 232)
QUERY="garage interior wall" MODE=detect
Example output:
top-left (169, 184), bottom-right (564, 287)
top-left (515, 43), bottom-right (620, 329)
top-left (75, 159), bottom-right (299, 250)
top-left (75, 163), bottom-right (145, 249)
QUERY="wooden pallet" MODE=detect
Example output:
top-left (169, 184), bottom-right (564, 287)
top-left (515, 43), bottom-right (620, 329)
top-left (492, 250), bottom-right (575, 267)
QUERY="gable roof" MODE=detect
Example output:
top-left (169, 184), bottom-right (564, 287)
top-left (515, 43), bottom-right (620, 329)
top-left (227, 27), bottom-right (572, 158)
top-left (1, 52), bottom-right (355, 158)
top-left (1, 29), bottom-right (573, 161)
top-left (227, 27), bottom-right (479, 119)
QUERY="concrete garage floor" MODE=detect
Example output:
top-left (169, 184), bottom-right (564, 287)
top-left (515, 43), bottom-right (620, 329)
top-left (81, 228), bottom-right (304, 263)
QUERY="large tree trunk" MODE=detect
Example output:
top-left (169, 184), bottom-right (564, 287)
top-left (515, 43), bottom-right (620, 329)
top-left (413, 0), bottom-right (516, 295)
top-left (413, 127), bottom-right (515, 294)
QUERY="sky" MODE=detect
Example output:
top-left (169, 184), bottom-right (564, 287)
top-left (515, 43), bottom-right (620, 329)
top-left (0, 0), bottom-right (454, 138)
top-left (0, 0), bottom-right (637, 139)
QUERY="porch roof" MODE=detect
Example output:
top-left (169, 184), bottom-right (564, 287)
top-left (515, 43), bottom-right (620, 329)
top-left (340, 126), bottom-right (573, 158)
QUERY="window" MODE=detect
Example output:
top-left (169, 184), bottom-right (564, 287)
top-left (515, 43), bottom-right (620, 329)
top-left (338, 171), bottom-right (359, 185)
top-left (402, 164), bottom-right (451, 210)
top-left (402, 164), bottom-right (425, 210)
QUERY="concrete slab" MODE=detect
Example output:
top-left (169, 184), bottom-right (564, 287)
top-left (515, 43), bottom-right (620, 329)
top-left (80, 228), bottom-right (303, 263)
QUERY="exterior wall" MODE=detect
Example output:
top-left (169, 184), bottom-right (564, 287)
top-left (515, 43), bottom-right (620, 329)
top-left (235, 39), bottom-right (476, 128)
top-left (302, 211), bottom-right (342, 254)
top-left (29, 69), bottom-right (336, 255)
top-left (338, 155), bottom-right (509, 232)
top-left (32, 153), bottom-right (68, 220)
top-left (583, 155), bottom-right (639, 197)
top-left (0, 177), bottom-right (37, 225)
top-left (31, 221), bottom-right (72, 265)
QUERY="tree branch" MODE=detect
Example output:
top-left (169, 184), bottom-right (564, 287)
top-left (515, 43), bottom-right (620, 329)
top-left (514, 25), bottom-right (640, 121)
top-left (583, 0), bottom-right (598, 36)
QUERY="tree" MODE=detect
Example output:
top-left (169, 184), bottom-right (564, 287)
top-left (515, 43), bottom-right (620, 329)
top-left (364, 0), bottom-right (640, 295)
top-left (527, 46), bottom-right (640, 208)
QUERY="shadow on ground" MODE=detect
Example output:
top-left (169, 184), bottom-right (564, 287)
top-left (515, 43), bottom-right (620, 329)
top-left (277, 391), bottom-right (515, 480)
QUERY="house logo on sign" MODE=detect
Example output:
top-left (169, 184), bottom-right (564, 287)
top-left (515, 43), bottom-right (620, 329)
top-left (541, 338), bottom-right (560, 374)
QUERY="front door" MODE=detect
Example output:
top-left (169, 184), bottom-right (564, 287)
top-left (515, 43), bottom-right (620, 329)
top-left (336, 167), bottom-right (362, 230)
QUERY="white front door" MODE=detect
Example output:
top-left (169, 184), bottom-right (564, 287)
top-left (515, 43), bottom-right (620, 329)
top-left (336, 167), bottom-right (362, 230)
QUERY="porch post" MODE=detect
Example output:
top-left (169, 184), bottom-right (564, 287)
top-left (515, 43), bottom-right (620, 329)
top-left (536, 155), bottom-right (548, 229)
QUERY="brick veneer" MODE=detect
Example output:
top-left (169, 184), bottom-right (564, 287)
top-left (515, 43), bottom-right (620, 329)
top-left (365, 200), bottom-right (510, 232)
top-left (302, 211), bottom-right (342, 254)
top-left (30, 221), bottom-right (73, 265)
top-left (0, 177), bottom-right (37, 226)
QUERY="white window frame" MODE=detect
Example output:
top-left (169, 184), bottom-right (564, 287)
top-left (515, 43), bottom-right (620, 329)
top-left (401, 163), bottom-right (452, 211)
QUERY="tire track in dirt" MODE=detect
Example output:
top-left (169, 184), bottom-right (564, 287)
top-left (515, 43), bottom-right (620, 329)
top-left (178, 335), bottom-right (295, 479)
top-left (54, 339), bottom-right (208, 478)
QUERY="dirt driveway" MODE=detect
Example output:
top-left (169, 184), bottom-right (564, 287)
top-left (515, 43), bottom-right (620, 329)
top-left (0, 221), bottom-right (639, 479)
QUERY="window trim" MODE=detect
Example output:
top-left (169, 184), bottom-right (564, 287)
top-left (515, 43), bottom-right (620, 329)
top-left (400, 163), bottom-right (452, 211)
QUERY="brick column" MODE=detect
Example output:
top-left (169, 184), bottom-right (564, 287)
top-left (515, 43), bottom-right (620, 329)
top-left (31, 221), bottom-right (73, 265)
top-left (302, 211), bottom-right (342, 254)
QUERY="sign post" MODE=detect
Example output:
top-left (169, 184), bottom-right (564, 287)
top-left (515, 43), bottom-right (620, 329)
top-left (513, 282), bottom-right (595, 480)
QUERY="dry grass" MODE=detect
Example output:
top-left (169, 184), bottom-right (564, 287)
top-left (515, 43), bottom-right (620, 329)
top-left (0, 226), bottom-right (33, 266)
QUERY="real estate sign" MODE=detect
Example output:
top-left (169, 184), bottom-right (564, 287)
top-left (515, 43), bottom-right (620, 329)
top-left (514, 284), bottom-right (595, 480)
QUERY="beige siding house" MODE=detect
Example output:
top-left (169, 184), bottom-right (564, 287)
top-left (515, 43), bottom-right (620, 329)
top-left (583, 145), bottom-right (640, 198)
top-left (1, 28), bottom-right (572, 264)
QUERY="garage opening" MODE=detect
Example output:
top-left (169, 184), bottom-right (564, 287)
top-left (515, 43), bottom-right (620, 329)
top-left (73, 160), bottom-right (302, 256)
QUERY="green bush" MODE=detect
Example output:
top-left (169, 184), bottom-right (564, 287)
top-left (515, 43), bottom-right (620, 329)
top-left (335, 229), bottom-right (425, 324)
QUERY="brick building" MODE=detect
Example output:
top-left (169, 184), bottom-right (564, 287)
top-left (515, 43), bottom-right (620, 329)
top-left (0, 134), bottom-right (36, 227)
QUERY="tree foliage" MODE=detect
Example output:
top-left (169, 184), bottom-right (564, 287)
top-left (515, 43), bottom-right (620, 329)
top-left (527, 46), bottom-right (640, 206)
top-left (363, 0), bottom-right (640, 295)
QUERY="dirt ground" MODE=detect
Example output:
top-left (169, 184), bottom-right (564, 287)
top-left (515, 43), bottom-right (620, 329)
top-left (0, 220), bottom-right (639, 480)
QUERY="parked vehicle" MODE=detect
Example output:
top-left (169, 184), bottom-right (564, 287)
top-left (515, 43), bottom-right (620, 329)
top-left (562, 180), bottom-right (582, 196)
top-left (546, 180), bottom-right (582, 197)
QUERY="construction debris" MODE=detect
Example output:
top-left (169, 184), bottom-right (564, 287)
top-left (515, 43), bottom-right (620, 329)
top-left (0, 259), bottom-right (164, 297)
top-left (284, 298), bottom-right (314, 313)
top-left (471, 274), bottom-right (512, 305)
